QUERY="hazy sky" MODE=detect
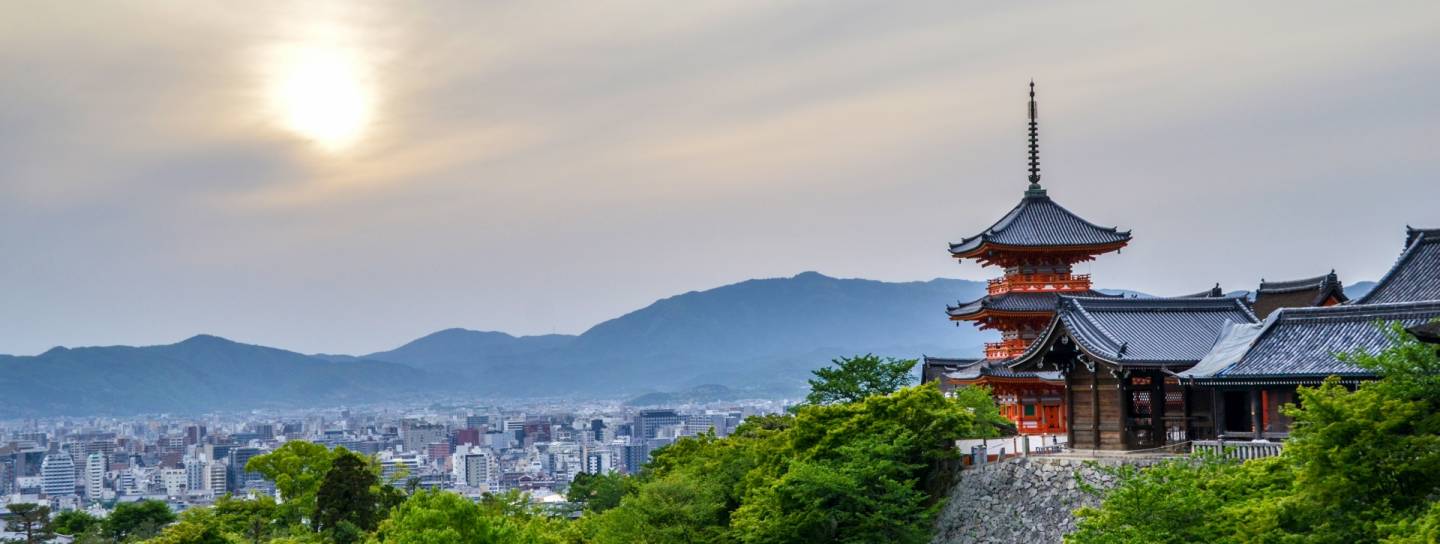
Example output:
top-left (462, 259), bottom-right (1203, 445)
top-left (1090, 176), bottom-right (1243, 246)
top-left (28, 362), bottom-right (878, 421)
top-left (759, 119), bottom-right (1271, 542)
top-left (2, 1), bottom-right (1438, 355)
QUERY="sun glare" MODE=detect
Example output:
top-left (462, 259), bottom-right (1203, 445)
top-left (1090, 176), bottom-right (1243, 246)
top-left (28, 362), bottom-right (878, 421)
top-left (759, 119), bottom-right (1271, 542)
top-left (267, 41), bottom-right (373, 152)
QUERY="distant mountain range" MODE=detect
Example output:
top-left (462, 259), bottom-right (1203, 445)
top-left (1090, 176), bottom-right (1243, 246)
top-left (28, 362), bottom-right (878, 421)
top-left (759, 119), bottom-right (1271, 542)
top-left (0, 272), bottom-right (991, 416)
top-left (0, 274), bottom-right (1382, 416)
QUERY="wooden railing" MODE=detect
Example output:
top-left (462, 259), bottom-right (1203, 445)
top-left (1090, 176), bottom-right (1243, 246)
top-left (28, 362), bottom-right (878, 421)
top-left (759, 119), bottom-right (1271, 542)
top-left (985, 339), bottom-right (1030, 359)
top-left (1191, 439), bottom-right (1284, 460)
top-left (988, 273), bottom-right (1093, 295)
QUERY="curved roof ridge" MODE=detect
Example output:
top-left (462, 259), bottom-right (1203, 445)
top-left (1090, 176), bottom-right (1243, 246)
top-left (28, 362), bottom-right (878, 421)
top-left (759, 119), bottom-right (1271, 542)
top-left (1356, 227), bottom-right (1440, 304)
top-left (1257, 272), bottom-right (1340, 293)
top-left (1276, 299), bottom-right (1440, 321)
top-left (1058, 296), bottom-right (1125, 353)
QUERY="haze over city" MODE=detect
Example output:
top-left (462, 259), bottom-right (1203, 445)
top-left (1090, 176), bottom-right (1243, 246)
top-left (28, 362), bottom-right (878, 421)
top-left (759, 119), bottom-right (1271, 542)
top-left (3, 1), bottom-right (1437, 355)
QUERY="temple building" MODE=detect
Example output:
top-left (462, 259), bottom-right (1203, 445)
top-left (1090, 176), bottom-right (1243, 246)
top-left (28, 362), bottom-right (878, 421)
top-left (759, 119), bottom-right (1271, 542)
top-left (1180, 300), bottom-right (1440, 440)
top-left (1008, 296), bottom-right (1259, 450)
top-left (927, 83), bottom-right (1130, 436)
top-left (1178, 225), bottom-right (1440, 440)
top-left (1250, 271), bottom-right (1348, 319)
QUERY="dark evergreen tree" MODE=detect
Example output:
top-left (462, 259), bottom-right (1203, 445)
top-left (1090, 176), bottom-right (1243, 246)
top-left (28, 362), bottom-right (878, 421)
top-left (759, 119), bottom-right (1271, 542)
top-left (314, 450), bottom-right (381, 538)
top-left (4, 503), bottom-right (54, 544)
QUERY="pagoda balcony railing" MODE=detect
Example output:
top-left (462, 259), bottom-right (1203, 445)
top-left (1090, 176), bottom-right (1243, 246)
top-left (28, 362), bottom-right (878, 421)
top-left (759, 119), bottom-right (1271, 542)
top-left (985, 339), bottom-right (1031, 359)
top-left (988, 273), bottom-right (1092, 295)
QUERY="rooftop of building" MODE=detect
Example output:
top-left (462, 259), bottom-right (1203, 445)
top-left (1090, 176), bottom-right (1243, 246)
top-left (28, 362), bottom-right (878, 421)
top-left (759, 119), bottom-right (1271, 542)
top-left (1182, 299), bottom-right (1440, 383)
top-left (1355, 227), bottom-right (1440, 304)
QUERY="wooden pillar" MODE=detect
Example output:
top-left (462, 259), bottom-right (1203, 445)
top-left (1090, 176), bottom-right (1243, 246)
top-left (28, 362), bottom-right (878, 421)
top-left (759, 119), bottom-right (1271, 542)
top-left (1091, 366), bottom-right (1101, 448)
top-left (1064, 370), bottom-right (1075, 446)
top-left (1249, 387), bottom-right (1263, 440)
top-left (1117, 369), bottom-right (1130, 450)
top-left (1152, 373), bottom-right (1166, 445)
top-left (1181, 383), bottom-right (1192, 441)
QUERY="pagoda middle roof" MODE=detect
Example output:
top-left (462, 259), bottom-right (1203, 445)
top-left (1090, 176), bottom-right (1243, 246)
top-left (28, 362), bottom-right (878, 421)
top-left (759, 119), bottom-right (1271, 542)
top-left (947, 290), bottom-right (1116, 318)
top-left (949, 191), bottom-right (1131, 257)
top-left (1354, 227), bottom-right (1440, 305)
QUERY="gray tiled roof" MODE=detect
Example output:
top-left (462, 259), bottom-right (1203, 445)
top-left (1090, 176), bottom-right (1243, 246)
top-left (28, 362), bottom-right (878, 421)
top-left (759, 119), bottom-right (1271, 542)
top-left (949, 192), bottom-right (1131, 256)
top-left (925, 356), bottom-right (1061, 382)
top-left (1053, 295), bottom-right (1259, 367)
top-left (947, 290), bottom-right (1116, 318)
top-left (1257, 272), bottom-right (1343, 295)
top-left (1186, 300), bottom-right (1440, 382)
top-left (1356, 227), bottom-right (1440, 304)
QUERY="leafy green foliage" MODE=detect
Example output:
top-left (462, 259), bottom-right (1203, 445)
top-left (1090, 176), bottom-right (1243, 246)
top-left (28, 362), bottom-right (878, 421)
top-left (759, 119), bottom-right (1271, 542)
top-left (1070, 322), bottom-right (1440, 543)
top-left (246, 441), bottom-right (338, 526)
top-left (367, 489), bottom-right (567, 544)
top-left (586, 382), bottom-right (1006, 544)
top-left (565, 472), bottom-right (636, 514)
top-left (805, 354), bottom-right (917, 405)
top-left (107, 500), bottom-right (178, 542)
top-left (51, 509), bottom-right (102, 536)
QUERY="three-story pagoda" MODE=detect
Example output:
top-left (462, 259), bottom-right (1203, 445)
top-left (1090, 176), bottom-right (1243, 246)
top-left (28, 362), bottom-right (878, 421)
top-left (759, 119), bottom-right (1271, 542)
top-left (935, 83), bottom-right (1132, 435)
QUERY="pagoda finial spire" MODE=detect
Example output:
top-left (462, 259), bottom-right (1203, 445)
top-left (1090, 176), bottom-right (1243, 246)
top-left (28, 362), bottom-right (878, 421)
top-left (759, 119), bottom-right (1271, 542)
top-left (1026, 81), bottom-right (1045, 197)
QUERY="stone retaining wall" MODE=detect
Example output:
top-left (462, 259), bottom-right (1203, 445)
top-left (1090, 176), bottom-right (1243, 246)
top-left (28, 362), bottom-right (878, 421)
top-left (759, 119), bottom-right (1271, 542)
top-left (931, 456), bottom-right (1162, 544)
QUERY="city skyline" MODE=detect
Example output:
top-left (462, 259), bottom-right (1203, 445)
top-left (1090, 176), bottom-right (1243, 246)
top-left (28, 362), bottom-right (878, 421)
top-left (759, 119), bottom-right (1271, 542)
top-left (3, 1), bottom-right (1439, 355)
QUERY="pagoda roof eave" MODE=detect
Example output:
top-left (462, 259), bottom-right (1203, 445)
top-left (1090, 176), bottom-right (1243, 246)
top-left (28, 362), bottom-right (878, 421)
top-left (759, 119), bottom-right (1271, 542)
top-left (949, 239), bottom-right (1131, 260)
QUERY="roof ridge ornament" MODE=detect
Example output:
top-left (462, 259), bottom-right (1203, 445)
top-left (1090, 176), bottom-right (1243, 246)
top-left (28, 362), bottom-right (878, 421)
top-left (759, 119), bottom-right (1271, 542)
top-left (1025, 80), bottom-right (1046, 198)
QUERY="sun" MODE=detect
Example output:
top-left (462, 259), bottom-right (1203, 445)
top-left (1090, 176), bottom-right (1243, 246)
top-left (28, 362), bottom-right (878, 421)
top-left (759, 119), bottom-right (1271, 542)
top-left (267, 42), bottom-right (373, 152)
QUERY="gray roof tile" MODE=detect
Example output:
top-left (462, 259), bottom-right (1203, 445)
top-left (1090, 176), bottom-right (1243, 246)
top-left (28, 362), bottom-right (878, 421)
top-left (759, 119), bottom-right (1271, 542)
top-left (949, 192), bottom-right (1131, 256)
top-left (1356, 227), bottom-right (1440, 304)
top-left (1052, 295), bottom-right (1259, 366)
top-left (1191, 300), bottom-right (1440, 381)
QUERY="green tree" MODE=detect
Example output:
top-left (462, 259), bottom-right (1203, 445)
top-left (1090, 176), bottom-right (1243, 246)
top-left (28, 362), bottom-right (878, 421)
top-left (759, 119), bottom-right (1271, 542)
top-left (4, 503), bottom-right (54, 544)
top-left (207, 495), bottom-right (283, 544)
top-left (106, 500), bottom-right (177, 541)
top-left (143, 508), bottom-right (237, 544)
top-left (314, 451), bottom-right (381, 538)
top-left (805, 354), bottom-right (917, 405)
top-left (367, 489), bottom-right (565, 544)
top-left (589, 383), bottom-right (1004, 544)
top-left (565, 472), bottom-right (636, 513)
top-left (245, 441), bottom-right (338, 525)
top-left (50, 509), bottom-right (101, 536)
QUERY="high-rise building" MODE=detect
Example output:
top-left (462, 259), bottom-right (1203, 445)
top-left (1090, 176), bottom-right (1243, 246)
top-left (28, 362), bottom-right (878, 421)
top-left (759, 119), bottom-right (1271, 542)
top-left (229, 447), bottom-right (262, 489)
top-left (185, 459), bottom-right (207, 496)
top-left (621, 444), bottom-right (649, 475)
top-left (465, 415), bottom-right (489, 430)
top-left (207, 462), bottom-right (227, 497)
top-left (161, 468), bottom-right (187, 497)
top-left (450, 446), bottom-right (495, 490)
top-left (452, 428), bottom-right (481, 447)
top-left (634, 410), bottom-right (682, 441)
top-left (584, 451), bottom-right (612, 475)
top-left (401, 422), bottom-right (447, 454)
top-left (84, 453), bottom-right (105, 500)
top-left (41, 451), bottom-right (76, 497)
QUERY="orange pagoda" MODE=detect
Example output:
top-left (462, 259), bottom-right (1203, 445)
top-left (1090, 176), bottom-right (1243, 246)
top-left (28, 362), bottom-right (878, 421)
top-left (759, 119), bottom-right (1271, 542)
top-left (926, 83), bottom-right (1131, 436)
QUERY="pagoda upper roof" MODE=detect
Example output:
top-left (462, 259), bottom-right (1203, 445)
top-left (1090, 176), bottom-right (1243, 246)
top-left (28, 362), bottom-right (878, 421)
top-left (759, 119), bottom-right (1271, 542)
top-left (1181, 300), bottom-right (1440, 384)
top-left (1011, 295), bottom-right (1259, 369)
top-left (1354, 227), bottom-right (1440, 304)
top-left (947, 290), bottom-right (1116, 319)
top-left (949, 190), bottom-right (1131, 258)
